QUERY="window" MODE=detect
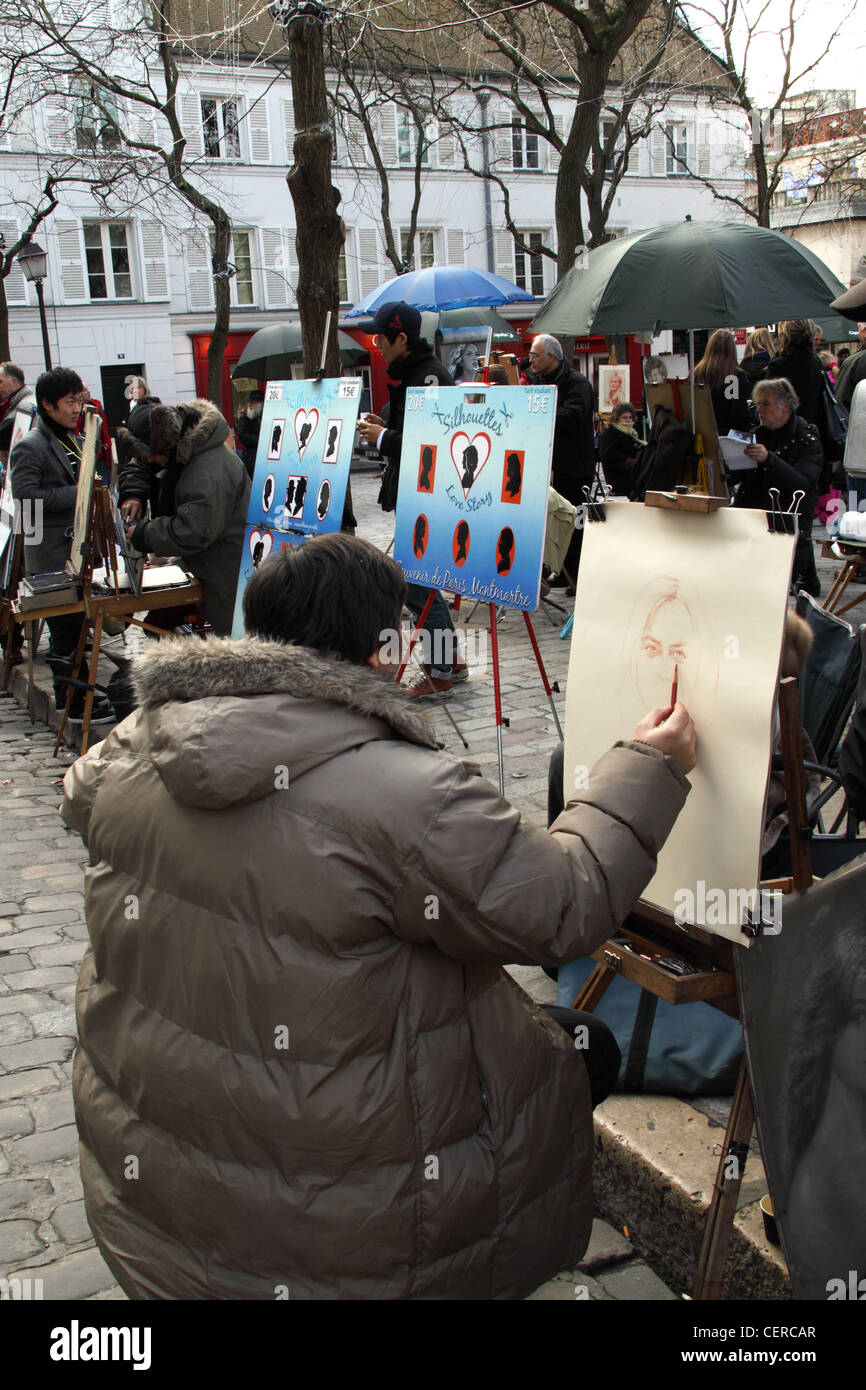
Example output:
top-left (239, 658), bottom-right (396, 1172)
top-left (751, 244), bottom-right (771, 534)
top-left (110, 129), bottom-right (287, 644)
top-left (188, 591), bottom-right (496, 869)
top-left (600, 118), bottom-right (619, 176)
top-left (400, 228), bottom-right (436, 272)
top-left (397, 109), bottom-right (428, 167)
top-left (666, 122), bottom-right (690, 177)
top-left (83, 222), bottom-right (132, 299)
top-left (201, 96), bottom-right (241, 160)
top-left (512, 119), bottom-right (540, 170)
top-left (73, 80), bottom-right (121, 152)
top-left (210, 228), bottom-right (256, 306)
top-left (515, 231), bottom-right (545, 296)
top-left (338, 248), bottom-right (348, 302)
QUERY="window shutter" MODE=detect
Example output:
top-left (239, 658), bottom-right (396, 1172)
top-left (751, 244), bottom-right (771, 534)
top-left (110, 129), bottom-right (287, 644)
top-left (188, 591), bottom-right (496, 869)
top-left (248, 97), bottom-right (271, 164)
top-left (437, 122), bottom-right (457, 169)
top-left (186, 232), bottom-right (214, 311)
top-left (446, 228), bottom-right (465, 266)
top-left (358, 227), bottom-right (381, 296)
top-left (548, 112), bottom-right (565, 172)
top-left (282, 97), bottom-right (295, 163)
top-left (377, 103), bottom-right (398, 166)
top-left (43, 95), bottom-right (72, 152)
top-left (130, 102), bottom-right (156, 148)
top-left (0, 221), bottom-right (28, 304)
top-left (697, 124), bottom-right (711, 177)
top-left (262, 227), bottom-right (291, 307)
top-left (138, 221), bottom-right (169, 300)
top-left (286, 235), bottom-right (299, 296)
top-left (55, 220), bottom-right (88, 303)
top-left (495, 106), bottom-right (512, 166)
top-left (494, 231), bottom-right (514, 281)
top-left (343, 114), bottom-right (367, 166)
top-left (181, 93), bottom-right (203, 156)
top-left (651, 126), bottom-right (667, 176)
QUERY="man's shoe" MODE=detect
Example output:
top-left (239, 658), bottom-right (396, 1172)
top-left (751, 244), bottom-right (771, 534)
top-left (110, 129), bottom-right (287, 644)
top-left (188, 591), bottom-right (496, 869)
top-left (450, 660), bottom-right (469, 683)
top-left (405, 671), bottom-right (453, 700)
top-left (66, 696), bottom-right (116, 726)
top-left (547, 572), bottom-right (570, 589)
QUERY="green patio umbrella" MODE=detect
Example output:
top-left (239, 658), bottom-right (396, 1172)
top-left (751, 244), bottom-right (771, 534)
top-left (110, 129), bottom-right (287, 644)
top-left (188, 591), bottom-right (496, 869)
top-left (531, 219), bottom-right (848, 337)
top-left (231, 323), bottom-right (366, 380)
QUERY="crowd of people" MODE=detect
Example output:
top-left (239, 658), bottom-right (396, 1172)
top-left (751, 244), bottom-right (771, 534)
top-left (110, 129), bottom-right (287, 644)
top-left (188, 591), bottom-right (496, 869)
top-left (1, 300), bottom-right (862, 1301)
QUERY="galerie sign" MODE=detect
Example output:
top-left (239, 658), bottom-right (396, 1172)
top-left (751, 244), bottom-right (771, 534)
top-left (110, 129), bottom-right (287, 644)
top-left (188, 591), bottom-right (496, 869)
top-left (393, 384), bottom-right (555, 610)
top-left (231, 377), bottom-right (361, 637)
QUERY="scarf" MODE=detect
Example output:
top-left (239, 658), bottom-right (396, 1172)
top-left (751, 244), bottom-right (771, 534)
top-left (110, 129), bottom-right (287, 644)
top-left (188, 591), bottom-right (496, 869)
top-left (612, 421), bottom-right (640, 442)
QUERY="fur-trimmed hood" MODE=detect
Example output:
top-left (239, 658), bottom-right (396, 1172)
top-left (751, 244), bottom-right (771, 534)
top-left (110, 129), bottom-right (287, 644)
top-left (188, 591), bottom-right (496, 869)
top-left (118, 398), bottom-right (229, 464)
top-left (131, 635), bottom-right (436, 809)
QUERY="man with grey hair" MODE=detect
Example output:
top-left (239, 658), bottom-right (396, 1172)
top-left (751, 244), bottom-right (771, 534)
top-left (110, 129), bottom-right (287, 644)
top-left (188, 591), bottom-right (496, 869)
top-left (528, 334), bottom-right (595, 583)
top-left (0, 362), bottom-right (34, 463)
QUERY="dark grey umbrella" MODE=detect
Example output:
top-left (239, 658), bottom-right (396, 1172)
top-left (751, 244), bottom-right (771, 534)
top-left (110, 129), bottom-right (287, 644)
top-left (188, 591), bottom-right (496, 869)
top-left (531, 219), bottom-right (848, 336)
top-left (231, 323), bottom-right (366, 379)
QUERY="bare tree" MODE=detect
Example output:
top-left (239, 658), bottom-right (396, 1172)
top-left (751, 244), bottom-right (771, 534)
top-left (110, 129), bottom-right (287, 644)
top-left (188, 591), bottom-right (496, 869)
top-left (674, 0), bottom-right (863, 226)
top-left (0, 0), bottom-right (292, 401)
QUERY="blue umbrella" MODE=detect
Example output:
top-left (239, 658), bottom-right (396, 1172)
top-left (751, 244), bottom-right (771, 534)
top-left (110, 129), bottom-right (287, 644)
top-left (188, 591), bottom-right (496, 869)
top-left (346, 264), bottom-right (535, 317)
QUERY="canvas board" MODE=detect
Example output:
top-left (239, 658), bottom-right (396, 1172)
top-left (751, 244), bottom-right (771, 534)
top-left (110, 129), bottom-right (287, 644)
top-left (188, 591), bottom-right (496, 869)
top-left (67, 409), bottom-right (100, 577)
top-left (737, 856), bottom-right (866, 1297)
top-left (562, 502), bottom-right (796, 942)
top-left (231, 376), bottom-right (361, 638)
top-left (393, 383), bottom-right (555, 611)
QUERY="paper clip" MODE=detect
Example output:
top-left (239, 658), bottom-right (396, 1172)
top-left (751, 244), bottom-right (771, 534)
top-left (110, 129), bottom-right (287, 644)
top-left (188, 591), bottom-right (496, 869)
top-left (787, 489), bottom-right (805, 515)
top-left (767, 487), bottom-right (782, 533)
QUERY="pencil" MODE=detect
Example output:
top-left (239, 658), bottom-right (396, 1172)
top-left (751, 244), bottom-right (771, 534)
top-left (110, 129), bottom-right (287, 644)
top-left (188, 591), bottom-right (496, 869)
top-left (670, 663), bottom-right (678, 707)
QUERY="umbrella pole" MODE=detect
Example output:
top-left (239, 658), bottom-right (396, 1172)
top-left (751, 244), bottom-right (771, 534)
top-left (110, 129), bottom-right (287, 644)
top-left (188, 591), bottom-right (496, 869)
top-left (688, 329), bottom-right (696, 438)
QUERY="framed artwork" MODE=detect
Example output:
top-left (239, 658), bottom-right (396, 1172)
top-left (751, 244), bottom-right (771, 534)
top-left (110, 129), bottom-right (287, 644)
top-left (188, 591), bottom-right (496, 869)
top-left (598, 364), bottom-right (630, 413)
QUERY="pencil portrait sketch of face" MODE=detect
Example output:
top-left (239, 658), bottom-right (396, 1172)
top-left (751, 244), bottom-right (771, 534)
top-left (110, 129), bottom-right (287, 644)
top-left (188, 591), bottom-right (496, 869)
top-left (622, 575), bottom-right (718, 714)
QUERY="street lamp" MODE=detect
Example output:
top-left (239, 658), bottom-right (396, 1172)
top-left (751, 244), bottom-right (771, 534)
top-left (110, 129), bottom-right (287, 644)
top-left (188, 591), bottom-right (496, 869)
top-left (17, 241), bottom-right (53, 371)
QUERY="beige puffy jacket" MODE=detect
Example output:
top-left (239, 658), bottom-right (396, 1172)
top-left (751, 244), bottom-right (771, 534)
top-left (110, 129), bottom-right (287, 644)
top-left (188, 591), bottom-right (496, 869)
top-left (62, 635), bottom-right (689, 1300)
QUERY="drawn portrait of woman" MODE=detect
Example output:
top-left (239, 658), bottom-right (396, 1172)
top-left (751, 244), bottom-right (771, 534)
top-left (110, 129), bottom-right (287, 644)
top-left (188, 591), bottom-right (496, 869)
top-left (622, 575), bottom-right (718, 716)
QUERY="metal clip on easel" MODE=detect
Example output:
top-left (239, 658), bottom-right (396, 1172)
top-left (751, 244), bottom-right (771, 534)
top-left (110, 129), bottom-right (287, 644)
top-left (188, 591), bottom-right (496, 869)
top-left (766, 487), bottom-right (795, 534)
top-left (581, 484), bottom-right (606, 524)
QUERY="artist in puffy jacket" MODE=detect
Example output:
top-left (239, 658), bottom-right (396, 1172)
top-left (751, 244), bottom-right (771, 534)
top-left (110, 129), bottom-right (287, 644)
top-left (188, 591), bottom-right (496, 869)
top-left (734, 377), bottom-right (823, 597)
top-left (62, 533), bottom-right (695, 1301)
top-left (119, 398), bottom-right (250, 634)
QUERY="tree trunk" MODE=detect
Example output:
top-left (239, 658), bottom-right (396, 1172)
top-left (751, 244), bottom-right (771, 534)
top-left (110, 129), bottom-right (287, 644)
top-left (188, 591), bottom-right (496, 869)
top-left (207, 209), bottom-right (232, 405)
top-left (286, 15), bottom-right (344, 380)
top-left (0, 278), bottom-right (9, 362)
top-left (555, 50), bottom-right (608, 276)
top-left (753, 141), bottom-right (771, 228)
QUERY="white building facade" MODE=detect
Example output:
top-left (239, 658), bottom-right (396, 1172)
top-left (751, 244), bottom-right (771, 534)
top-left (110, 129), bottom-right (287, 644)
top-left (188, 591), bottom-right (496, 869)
top-left (0, 44), bottom-right (749, 422)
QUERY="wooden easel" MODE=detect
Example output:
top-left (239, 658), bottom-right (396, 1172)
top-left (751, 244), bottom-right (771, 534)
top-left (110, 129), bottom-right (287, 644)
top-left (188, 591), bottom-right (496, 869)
top-left (570, 488), bottom-right (811, 1300)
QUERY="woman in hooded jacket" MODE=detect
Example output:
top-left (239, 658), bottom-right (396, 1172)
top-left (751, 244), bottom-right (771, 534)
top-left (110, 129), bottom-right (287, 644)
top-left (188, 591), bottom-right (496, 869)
top-left (62, 533), bottom-right (695, 1301)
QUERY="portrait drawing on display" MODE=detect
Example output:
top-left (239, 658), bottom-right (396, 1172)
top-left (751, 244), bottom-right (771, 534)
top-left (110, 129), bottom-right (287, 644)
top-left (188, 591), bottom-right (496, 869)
top-left (496, 526), bottom-right (515, 575)
top-left (502, 451), bottom-right (524, 504)
top-left (262, 474), bottom-right (275, 513)
top-left (268, 420), bottom-right (285, 461)
top-left (323, 420), bottom-right (342, 464)
top-left (452, 520), bottom-right (470, 567)
top-left (316, 479), bottom-right (331, 521)
top-left (417, 444), bottom-right (436, 493)
top-left (413, 513), bottom-right (429, 559)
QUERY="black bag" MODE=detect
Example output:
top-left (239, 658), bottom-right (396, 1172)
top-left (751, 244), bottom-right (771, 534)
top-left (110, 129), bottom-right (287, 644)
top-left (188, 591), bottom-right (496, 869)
top-left (820, 375), bottom-right (849, 464)
top-left (628, 405), bottom-right (694, 501)
top-left (377, 456), bottom-right (399, 513)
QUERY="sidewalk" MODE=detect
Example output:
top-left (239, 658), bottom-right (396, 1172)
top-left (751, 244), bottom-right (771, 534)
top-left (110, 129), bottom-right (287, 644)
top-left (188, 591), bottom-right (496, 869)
top-left (2, 474), bottom-right (852, 1300)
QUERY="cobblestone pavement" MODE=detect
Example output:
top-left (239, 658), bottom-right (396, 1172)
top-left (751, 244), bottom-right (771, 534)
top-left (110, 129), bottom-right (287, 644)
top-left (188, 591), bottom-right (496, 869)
top-left (0, 474), bottom-right (846, 1301)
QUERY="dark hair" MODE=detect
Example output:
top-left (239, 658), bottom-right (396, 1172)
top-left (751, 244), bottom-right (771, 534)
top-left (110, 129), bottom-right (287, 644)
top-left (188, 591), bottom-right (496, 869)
top-left (0, 361), bottom-right (25, 386)
top-left (243, 533), bottom-right (406, 663)
top-left (610, 401), bottom-right (636, 424)
top-left (35, 367), bottom-right (83, 408)
top-left (249, 389), bottom-right (265, 403)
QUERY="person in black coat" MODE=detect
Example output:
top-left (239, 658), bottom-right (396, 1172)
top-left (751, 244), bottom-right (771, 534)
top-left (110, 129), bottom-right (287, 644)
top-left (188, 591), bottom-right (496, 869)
top-left (356, 301), bottom-right (459, 698)
top-left (598, 402), bottom-right (644, 495)
top-left (739, 327), bottom-right (776, 392)
top-left (763, 320), bottom-right (826, 435)
top-left (735, 377), bottom-right (822, 596)
top-left (528, 334), bottom-right (595, 583)
top-left (234, 389), bottom-right (265, 479)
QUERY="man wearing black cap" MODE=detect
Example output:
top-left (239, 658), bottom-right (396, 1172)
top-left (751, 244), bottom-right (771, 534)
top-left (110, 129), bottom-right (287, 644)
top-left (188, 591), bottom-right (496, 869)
top-left (357, 301), bottom-right (464, 699)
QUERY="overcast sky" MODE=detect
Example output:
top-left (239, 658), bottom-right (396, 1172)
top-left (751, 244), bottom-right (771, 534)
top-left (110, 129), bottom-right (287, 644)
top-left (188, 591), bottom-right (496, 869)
top-left (687, 0), bottom-right (864, 107)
